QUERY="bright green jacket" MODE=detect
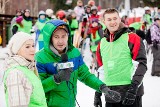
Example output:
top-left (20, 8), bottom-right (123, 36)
top-left (35, 21), bottom-right (46, 41)
top-left (70, 19), bottom-right (78, 36)
top-left (22, 19), bottom-right (32, 34)
top-left (4, 66), bottom-right (47, 107)
top-left (13, 23), bottom-right (27, 33)
top-left (35, 20), bottom-right (104, 107)
top-left (143, 14), bottom-right (152, 26)
top-left (129, 22), bottom-right (142, 30)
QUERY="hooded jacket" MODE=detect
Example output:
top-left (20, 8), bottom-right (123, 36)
top-left (35, 20), bottom-right (104, 107)
top-left (150, 21), bottom-right (160, 42)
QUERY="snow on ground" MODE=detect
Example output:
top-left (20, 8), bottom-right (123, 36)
top-left (0, 47), bottom-right (8, 107)
top-left (76, 40), bottom-right (160, 107)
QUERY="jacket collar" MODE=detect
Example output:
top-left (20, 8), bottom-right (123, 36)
top-left (4, 55), bottom-right (35, 71)
top-left (49, 44), bottom-right (68, 57)
top-left (104, 22), bottom-right (129, 41)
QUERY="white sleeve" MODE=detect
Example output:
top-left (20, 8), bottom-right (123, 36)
top-left (6, 69), bottom-right (33, 107)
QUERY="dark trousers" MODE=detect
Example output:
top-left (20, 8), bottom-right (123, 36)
top-left (151, 45), bottom-right (160, 76)
top-left (105, 96), bottom-right (142, 107)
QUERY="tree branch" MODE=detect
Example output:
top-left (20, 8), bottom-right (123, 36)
top-left (5, 0), bottom-right (10, 4)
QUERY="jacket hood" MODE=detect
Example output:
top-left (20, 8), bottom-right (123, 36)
top-left (42, 19), bottom-right (74, 54)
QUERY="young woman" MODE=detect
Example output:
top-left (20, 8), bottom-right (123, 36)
top-left (3, 32), bottom-right (47, 107)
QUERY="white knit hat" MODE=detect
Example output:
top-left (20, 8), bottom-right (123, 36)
top-left (46, 9), bottom-right (54, 17)
top-left (8, 32), bottom-right (34, 55)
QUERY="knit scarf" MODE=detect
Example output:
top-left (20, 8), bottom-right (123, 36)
top-left (91, 26), bottom-right (99, 39)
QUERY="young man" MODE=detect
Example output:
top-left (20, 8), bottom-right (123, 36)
top-left (34, 19), bottom-right (121, 107)
top-left (95, 8), bottom-right (147, 107)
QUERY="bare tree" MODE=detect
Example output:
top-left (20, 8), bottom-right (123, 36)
top-left (33, 0), bottom-right (38, 16)
top-left (0, 0), bottom-right (10, 14)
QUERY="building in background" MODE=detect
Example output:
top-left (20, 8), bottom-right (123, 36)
top-left (4, 0), bottom-right (53, 16)
top-left (3, 0), bottom-right (146, 16)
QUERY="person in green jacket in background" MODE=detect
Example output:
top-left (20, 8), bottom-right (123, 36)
top-left (35, 19), bottom-right (121, 107)
top-left (12, 16), bottom-right (25, 35)
top-left (10, 9), bottom-right (23, 36)
top-left (34, 10), bottom-right (47, 50)
top-left (129, 22), bottom-right (143, 31)
top-left (22, 9), bottom-right (33, 34)
top-left (45, 9), bottom-right (54, 21)
top-left (12, 9), bottom-right (33, 34)
top-left (142, 6), bottom-right (153, 30)
top-left (67, 11), bottom-right (79, 43)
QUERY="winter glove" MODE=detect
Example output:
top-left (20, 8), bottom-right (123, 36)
top-left (36, 29), bottom-right (41, 35)
top-left (153, 40), bottom-right (158, 50)
top-left (91, 42), bottom-right (96, 46)
top-left (53, 68), bottom-right (72, 83)
top-left (122, 83), bottom-right (138, 105)
top-left (100, 84), bottom-right (121, 103)
top-left (94, 91), bottom-right (102, 107)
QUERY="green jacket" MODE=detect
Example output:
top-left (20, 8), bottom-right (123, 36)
top-left (143, 14), bottom-right (152, 26)
top-left (22, 19), bottom-right (32, 34)
top-left (13, 23), bottom-right (27, 33)
top-left (35, 20), bottom-right (46, 41)
top-left (129, 22), bottom-right (142, 30)
top-left (69, 19), bottom-right (78, 36)
top-left (35, 20), bottom-right (104, 107)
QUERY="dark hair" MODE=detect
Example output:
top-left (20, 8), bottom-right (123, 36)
top-left (16, 9), bottom-right (22, 13)
top-left (103, 8), bottom-right (119, 18)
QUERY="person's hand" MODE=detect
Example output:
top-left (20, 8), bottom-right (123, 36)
top-left (94, 91), bottom-right (102, 107)
top-left (153, 40), bottom-right (158, 50)
top-left (53, 68), bottom-right (72, 83)
top-left (122, 83), bottom-right (138, 105)
top-left (100, 84), bottom-right (121, 103)
top-left (91, 42), bottom-right (96, 46)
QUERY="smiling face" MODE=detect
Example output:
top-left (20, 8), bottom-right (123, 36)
top-left (103, 11), bottom-right (121, 34)
top-left (51, 29), bottom-right (68, 54)
top-left (17, 39), bottom-right (35, 61)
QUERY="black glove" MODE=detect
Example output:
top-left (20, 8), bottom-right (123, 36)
top-left (100, 84), bottom-right (121, 103)
top-left (153, 40), bottom-right (158, 50)
top-left (122, 83), bottom-right (138, 105)
top-left (94, 91), bottom-right (102, 107)
top-left (53, 68), bottom-right (72, 83)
